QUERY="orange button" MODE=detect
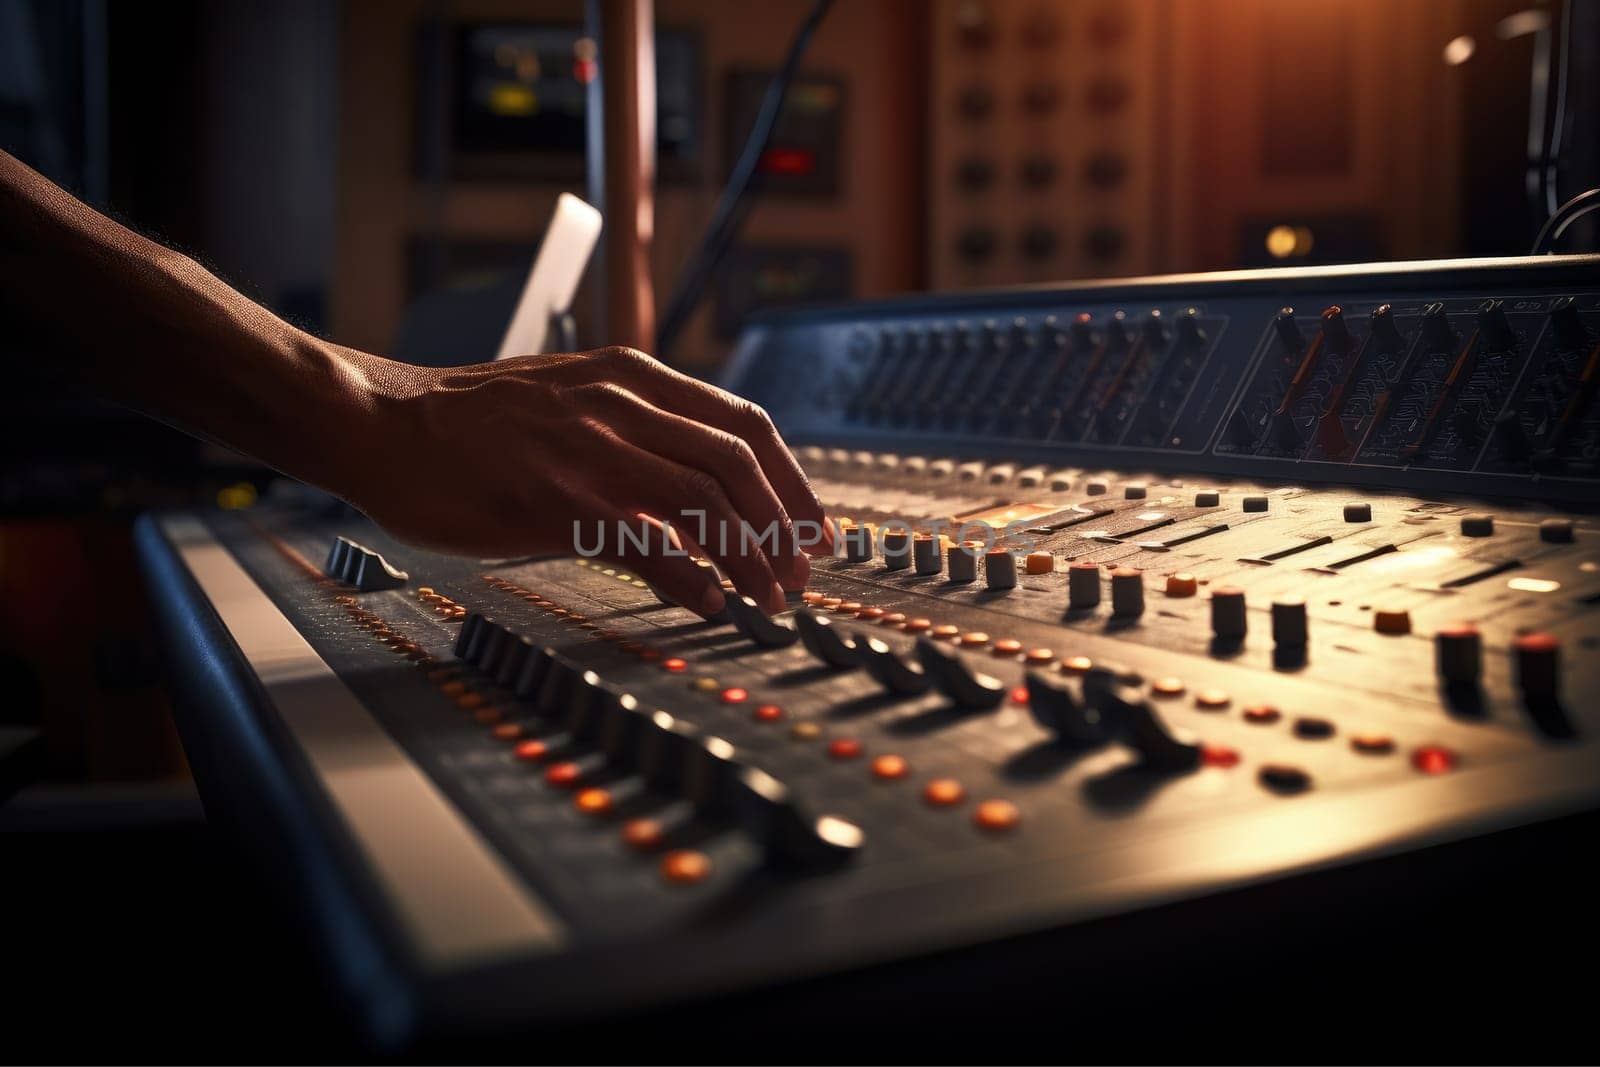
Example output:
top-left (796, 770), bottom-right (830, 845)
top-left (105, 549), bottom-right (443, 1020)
top-left (1351, 733), bottom-right (1395, 754)
top-left (544, 761), bottom-right (582, 787)
top-left (513, 739), bottom-right (548, 762)
top-left (662, 657), bottom-right (688, 672)
top-left (974, 799), bottom-right (1021, 832)
top-left (932, 624), bottom-right (960, 639)
top-left (828, 738), bottom-right (863, 760)
top-left (720, 687), bottom-right (749, 704)
top-left (1242, 703), bottom-right (1281, 724)
top-left (473, 706), bottom-right (503, 725)
top-left (960, 631), bottom-right (991, 646)
top-left (1024, 647), bottom-right (1055, 664)
top-left (1165, 572), bottom-right (1199, 597)
top-left (857, 607), bottom-right (886, 619)
top-left (1373, 607), bottom-right (1412, 634)
top-left (992, 638), bottom-right (1023, 656)
top-left (923, 778), bottom-right (965, 807)
top-left (1025, 551), bottom-right (1054, 575)
top-left (1195, 688), bottom-right (1230, 709)
top-left (574, 787), bottom-right (612, 815)
top-left (621, 818), bottom-right (664, 851)
top-left (1202, 744), bottom-right (1241, 768)
top-left (905, 617), bottom-right (933, 632)
top-left (871, 754), bottom-right (909, 780)
top-left (1061, 655), bottom-right (1093, 674)
top-left (882, 612), bottom-right (906, 626)
top-left (1152, 677), bottom-right (1185, 697)
top-left (832, 601), bottom-right (862, 614)
top-left (754, 703), bottom-right (784, 722)
top-left (455, 690), bottom-right (488, 709)
top-left (491, 723), bottom-right (523, 741)
top-left (660, 849), bottom-right (712, 885)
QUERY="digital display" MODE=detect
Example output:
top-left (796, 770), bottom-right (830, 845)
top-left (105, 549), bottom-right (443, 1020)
top-left (447, 23), bottom-right (701, 179)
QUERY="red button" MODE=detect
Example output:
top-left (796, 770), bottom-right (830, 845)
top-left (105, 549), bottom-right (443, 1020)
top-left (662, 657), bottom-right (687, 672)
top-left (720, 687), bottom-right (748, 704)
top-left (754, 703), bottom-right (784, 722)
top-left (828, 738), bottom-right (863, 760)
top-left (1411, 744), bottom-right (1459, 775)
top-left (544, 761), bottom-right (582, 787)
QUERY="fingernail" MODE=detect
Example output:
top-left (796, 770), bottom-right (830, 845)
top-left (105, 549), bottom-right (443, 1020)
top-left (768, 581), bottom-right (787, 614)
top-left (699, 585), bottom-right (727, 618)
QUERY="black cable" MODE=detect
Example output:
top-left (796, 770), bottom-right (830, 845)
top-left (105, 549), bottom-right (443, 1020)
top-left (655, 0), bottom-right (835, 362)
top-left (1532, 187), bottom-right (1600, 253)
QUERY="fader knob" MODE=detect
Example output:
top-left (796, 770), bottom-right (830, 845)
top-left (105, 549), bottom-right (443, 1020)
top-left (882, 529), bottom-right (912, 570)
top-left (1435, 623), bottom-right (1482, 686)
top-left (1550, 296), bottom-right (1588, 349)
top-left (1421, 302), bottom-right (1454, 351)
top-left (985, 549), bottom-right (1017, 590)
top-left (1177, 308), bottom-right (1207, 347)
top-left (1477, 299), bottom-right (1516, 350)
top-left (1142, 309), bottom-right (1168, 346)
top-left (1320, 306), bottom-right (1350, 351)
top-left (1513, 631), bottom-right (1560, 700)
top-left (947, 542), bottom-right (979, 583)
top-left (1371, 304), bottom-right (1403, 353)
top-left (1460, 513), bottom-right (1495, 537)
top-left (1211, 586), bottom-right (1247, 639)
top-left (913, 534), bottom-right (942, 576)
top-left (1271, 597), bottom-right (1308, 647)
top-left (1068, 561), bottom-right (1102, 609)
top-left (1109, 568), bottom-right (1144, 617)
top-left (1274, 308), bottom-right (1305, 353)
top-left (1540, 518), bottom-right (1575, 543)
top-left (1343, 501), bottom-right (1372, 522)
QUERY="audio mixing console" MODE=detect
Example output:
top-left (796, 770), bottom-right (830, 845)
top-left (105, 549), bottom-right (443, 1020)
top-left (139, 256), bottom-right (1600, 1050)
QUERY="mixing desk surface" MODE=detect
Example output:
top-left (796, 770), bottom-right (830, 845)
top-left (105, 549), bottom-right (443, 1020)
top-left (139, 256), bottom-right (1600, 1051)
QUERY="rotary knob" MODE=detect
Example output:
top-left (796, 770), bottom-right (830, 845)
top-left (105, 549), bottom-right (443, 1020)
top-left (1370, 304), bottom-right (1404, 353)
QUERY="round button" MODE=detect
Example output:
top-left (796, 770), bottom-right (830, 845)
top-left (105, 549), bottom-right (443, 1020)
top-left (574, 787), bottom-right (612, 815)
top-left (1344, 502), bottom-right (1372, 522)
top-left (828, 738), bottom-right (863, 760)
top-left (1293, 716), bottom-right (1336, 739)
top-left (1061, 655), bottom-right (1093, 674)
top-left (992, 638), bottom-right (1023, 657)
top-left (1411, 745), bottom-right (1459, 775)
top-left (974, 799), bottom-right (1021, 832)
top-left (660, 849), bottom-right (712, 885)
top-left (1165, 572), bottom-right (1199, 597)
top-left (923, 778), bottom-right (965, 807)
top-left (960, 631), bottom-right (990, 647)
top-left (1024, 647), bottom-right (1055, 665)
top-left (1195, 688), bottom-right (1230, 710)
top-left (513, 739), bottom-right (548, 763)
top-left (754, 703), bottom-right (784, 722)
top-left (1242, 704), bottom-right (1281, 724)
top-left (871, 754), bottom-right (909, 780)
top-left (1025, 551), bottom-right (1054, 575)
top-left (622, 818), bottom-right (664, 851)
top-left (1351, 733), bottom-right (1395, 755)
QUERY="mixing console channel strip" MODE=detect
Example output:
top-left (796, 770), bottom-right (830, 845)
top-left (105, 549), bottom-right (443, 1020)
top-left (140, 256), bottom-right (1600, 1049)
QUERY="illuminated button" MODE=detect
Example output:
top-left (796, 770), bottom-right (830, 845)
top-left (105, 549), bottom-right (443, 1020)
top-left (828, 738), bottom-right (863, 760)
top-left (1242, 495), bottom-right (1269, 512)
top-left (821, 596), bottom-right (843, 608)
top-left (1061, 655), bottom-right (1093, 674)
top-left (1195, 688), bottom-right (1230, 710)
top-left (1293, 716), bottom-right (1336, 739)
top-left (621, 818), bottom-right (663, 851)
top-left (904, 617), bottom-right (933, 632)
top-left (720, 687), bottom-right (749, 705)
top-left (1373, 607), bottom-right (1411, 634)
top-left (1258, 763), bottom-right (1312, 794)
top-left (871, 754), bottom-right (910, 780)
top-left (692, 677), bottom-right (721, 693)
top-left (923, 778), bottom-right (965, 807)
top-left (754, 703), bottom-right (784, 722)
top-left (1025, 551), bottom-right (1054, 575)
top-left (985, 549), bottom-right (1018, 590)
top-left (473, 707), bottom-right (503, 726)
top-left (491, 723), bottom-right (522, 742)
top-left (882, 612), bottom-right (906, 626)
top-left (791, 722), bottom-right (822, 740)
top-left (1436, 623), bottom-right (1482, 685)
top-left (1411, 744), bottom-right (1459, 774)
top-left (960, 631), bottom-right (991, 646)
top-left (455, 691), bottom-right (489, 710)
top-left (1343, 501), bottom-right (1372, 522)
top-left (1151, 677), bottom-right (1185, 697)
top-left (1539, 518), bottom-right (1575, 543)
top-left (439, 679), bottom-right (467, 696)
top-left (932, 624), bottom-right (961, 639)
top-left (1068, 561), bottom-right (1102, 609)
top-left (1210, 586), bottom-right (1247, 639)
top-left (1461, 513), bottom-right (1495, 537)
top-left (1024, 647), bottom-right (1055, 665)
top-left (660, 849), bottom-right (712, 885)
top-left (662, 657), bottom-right (687, 672)
top-left (544, 761), bottom-right (582, 788)
top-left (513, 739), bottom-right (548, 762)
top-left (802, 591), bottom-right (825, 603)
top-left (992, 638), bottom-right (1023, 657)
top-left (1202, 744), bottom-right (1241, 768)
top-left (1242, 703), bottom-right (1281, 724)
top-left (1195, 490), bottom-right (1220, 507)
top-left (974, 799), bottom-right (1021, 832)
top-left (1009, 685), bottom-right (1030, 705)
top-left (1165, 572), bottom-right (1198, 597)
top-left (1110, 568), bottom-right (1144, 616)
top-left (1351, 733), bottom-right (1395, 755)
top-left (857, 607), bottom-right (886, 620)
top-left (574, 787), bottom-right (612, 815)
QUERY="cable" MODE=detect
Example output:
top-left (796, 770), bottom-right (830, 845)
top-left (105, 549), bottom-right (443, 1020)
top-left (655, 0), bottom-right (835, 362)
top-left (1532, 187), bottom-right (1600, 253)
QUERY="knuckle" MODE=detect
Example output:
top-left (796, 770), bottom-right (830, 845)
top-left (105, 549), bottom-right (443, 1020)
top-left (679, 468), bottom-right (723, 503)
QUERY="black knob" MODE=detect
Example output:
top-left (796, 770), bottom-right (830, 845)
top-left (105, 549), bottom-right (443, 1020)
top-left (1105, 310), bottom-right (1130, 348)
top-left (1177, 307), bottom-right (1207, 347)
top-left (1070, 312), bottom-right (1095, 348)
top-left (794, 608), bottom-right (859, 669)
top-left (915, 637), bottom-right (1006, 710)
top-left (954, 156), bottom-right (995, 193)
top-left (854, 635), bottom-right (932, 695)
top-left (1274, 308), bottom-right (1305, 353)
top-left (1370, 304), bottom-right (1403, 353)
top-left (731, 766), bottom-right (864, 871)
top-left (1477, 299), bottom-right (1516, 350)
top-left (1019, 224), bottom-right (1058, 261)
top-left (1550, 296), bottom-right (1589, 349)
top-left (956, 83), bottom-right (995, 121)
top-left (725, 594), bottom-right (799, 648)
top-left (1320, 306), bottom-right (1350, 352)
top-left (1083, 667), bottom-right (1202, 772)
top-left (1025, 671), bottom-right (1107, 745)
top-left (1422, 303), bottom-right (1454, 351)
top-left (1142, 309), bottom-right (1169, 346)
